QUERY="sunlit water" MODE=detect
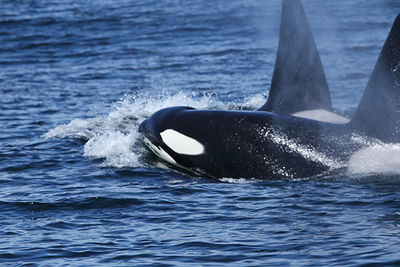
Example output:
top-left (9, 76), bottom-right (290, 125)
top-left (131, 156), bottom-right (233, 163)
top-left (2, 0), bottom-right (400, 265)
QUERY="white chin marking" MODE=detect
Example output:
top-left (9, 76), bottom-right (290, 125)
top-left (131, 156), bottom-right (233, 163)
top-left (292, 109), bottom-right (350, 124)
top-left (143, 137), bottom-right (177, 164)
top-left (160, 129), bottom-right (204, 155)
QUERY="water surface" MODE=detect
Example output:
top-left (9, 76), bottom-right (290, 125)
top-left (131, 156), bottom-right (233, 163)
top-left (1, 0), bottom-right (400, 265)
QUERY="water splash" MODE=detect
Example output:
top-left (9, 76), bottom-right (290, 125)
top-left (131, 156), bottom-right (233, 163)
top-left (219, 177), bottom-right (261, 183)
top-left (44, 91), bottom-right (266, 168)
top-left (348, 143), bottom-right (400, 175)
top-left (83, 130), bottom-right (139, 168)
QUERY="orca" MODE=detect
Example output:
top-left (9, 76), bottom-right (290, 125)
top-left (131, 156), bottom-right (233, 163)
top-left (139, 0), bottom-right (400, 179)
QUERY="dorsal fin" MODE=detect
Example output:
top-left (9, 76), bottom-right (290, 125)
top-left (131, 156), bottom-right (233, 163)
top-left (351, 14), bottom-right (400, 143)
top-left (259, 0), bottom-right (332, 115)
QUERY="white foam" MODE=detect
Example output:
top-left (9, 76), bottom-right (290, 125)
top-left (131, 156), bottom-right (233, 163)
top-left (45, 118), bottom-right (103, 139)
top-left (292, 109), bottom-right (350, 124)
top-left (348, 143), bottom-right (400, 175)
top-left (83, 130), bottom-right (138, 168)
top-left (240, 94), bottom-right (267, 109)
top-left (219, 177), bottom-right (261, 183)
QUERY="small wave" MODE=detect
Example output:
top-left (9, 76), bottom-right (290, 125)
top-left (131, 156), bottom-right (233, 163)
top-left (45, 91), bottom-right (266, 168)
top-left (219, 177), bottom-right (261, 183)
top-left (0, 197), bottom-right (144, 212)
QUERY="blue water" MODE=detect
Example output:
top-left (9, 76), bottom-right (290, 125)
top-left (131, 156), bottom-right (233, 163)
top-left (2, 0), bottom-right (400, 265)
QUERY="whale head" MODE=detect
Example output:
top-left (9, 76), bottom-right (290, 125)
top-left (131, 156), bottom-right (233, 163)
top-left (139, 106), bottom-right (209, 174)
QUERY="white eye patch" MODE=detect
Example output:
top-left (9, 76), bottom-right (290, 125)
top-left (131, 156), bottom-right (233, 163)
top-left (160, 129), bottom-right (204, 155)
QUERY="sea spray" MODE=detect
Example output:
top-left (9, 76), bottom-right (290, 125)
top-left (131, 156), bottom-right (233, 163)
top-left (348, 143), bottom-right (400, 175)
top-left (44, 91), bottom-right (267, 168)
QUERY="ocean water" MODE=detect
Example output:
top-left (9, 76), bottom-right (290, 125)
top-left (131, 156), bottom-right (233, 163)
top-left (2, 0), bottom-right (400, 265)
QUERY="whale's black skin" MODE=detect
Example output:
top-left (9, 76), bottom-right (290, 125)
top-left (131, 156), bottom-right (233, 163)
top-left (139, 2), bottom-right (400, 179)
top-left (139, 107), bottom-right (355, 179)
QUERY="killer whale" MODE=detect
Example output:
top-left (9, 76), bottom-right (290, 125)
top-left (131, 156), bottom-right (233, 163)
top-left (139, 1), bottom-right (400, 179)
